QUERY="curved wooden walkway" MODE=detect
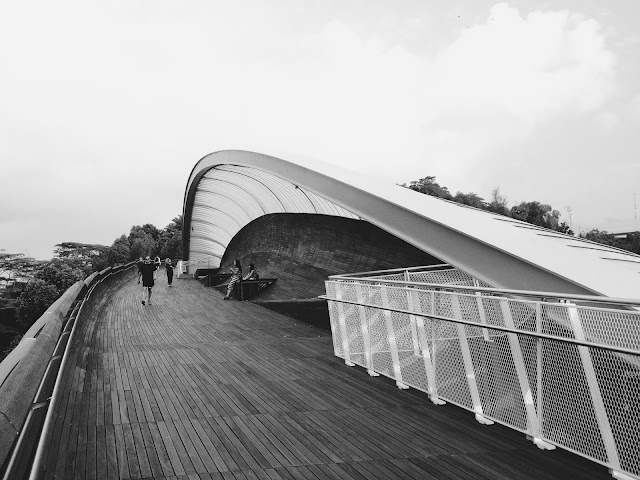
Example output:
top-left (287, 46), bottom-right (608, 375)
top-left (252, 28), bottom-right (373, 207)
top-left (43, 271), bottom-right (610, 480)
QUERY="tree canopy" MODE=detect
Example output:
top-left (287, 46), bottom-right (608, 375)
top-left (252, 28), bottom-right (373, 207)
top-left (400, 176), bottom-right (575, 236)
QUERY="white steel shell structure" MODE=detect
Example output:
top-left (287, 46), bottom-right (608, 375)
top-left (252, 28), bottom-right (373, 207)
top-left (184, 150), bottom-right (640, 300)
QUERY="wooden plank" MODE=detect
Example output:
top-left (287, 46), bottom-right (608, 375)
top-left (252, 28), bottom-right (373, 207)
top-left (149, 421), bottom-right (180, 477)
top-left (85, 425), bottom-right (97, 480)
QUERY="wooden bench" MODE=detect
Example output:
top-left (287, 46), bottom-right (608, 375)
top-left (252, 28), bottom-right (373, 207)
top-left (199, 273), bottom-right (231, 287)
top-left (214, 278), bottom-right (278, 300)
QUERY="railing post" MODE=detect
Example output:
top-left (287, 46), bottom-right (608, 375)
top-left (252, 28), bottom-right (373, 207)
top-left (404, 270), bottom-right (421, 358)
top-left (565, 301), bottom-right (621, 473)
top-left (413, 289), bottom-right (445, 405)
top-left (473, 280), bottom-right (492, 342)
top-left (355, 283), bottom-right (378, 376)
top-left (335, 282), bottom-right (355, 367)
top-left (499, 299), bottom-right (554, 449)
top-left (380, 285), bottom-right (409, 389)
top-left (451, 294), bottom-right (493, 425)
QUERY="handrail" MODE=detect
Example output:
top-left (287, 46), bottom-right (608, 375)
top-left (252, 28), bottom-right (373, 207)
top-left (319, 294), bottom-right (640, 356)
top-left (329, 270), bottom-right (640, 308)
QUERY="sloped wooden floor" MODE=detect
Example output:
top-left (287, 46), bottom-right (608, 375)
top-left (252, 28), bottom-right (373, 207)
top-left (43, 272), bottom-right (610, 479)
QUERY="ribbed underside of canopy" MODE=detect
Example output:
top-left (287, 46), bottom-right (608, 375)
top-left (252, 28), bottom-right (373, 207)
top-left (188, 165), bottom-right (359, 267)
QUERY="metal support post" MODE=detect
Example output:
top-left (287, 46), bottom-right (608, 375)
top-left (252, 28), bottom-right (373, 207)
top-left (335, 283), bottom-right (355, 366)
top-left (473, 280), bottom-right (493, 342)
top-left (565, 301), bottom-right (620, 472)
top-left (451, 294), bottom-right (493, 424)
top-left (355, 283), bottom-right (378, 376)
top-left (499, 299), bottom-right (554, 449)
top-left (380, 285), bottom-right (409, 389)
top-left (404, 270), bottom-right (421, 358)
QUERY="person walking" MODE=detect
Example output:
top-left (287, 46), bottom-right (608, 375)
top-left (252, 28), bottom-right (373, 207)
top-left (165, 258), bottom-right (174, 287)
top-left (137, 257), bottom-right (144, 284)
top-left (223, 259), bottom-right (242, 300)
top-left (154, 256), bottom-right (161, 280)
top-left (141, 256), bottom-right (156, 305)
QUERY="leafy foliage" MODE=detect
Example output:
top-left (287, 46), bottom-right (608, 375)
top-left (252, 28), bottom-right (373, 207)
top-left (0, 253), bottom-right (45, 290)
top-left (580, 229), bottom-right (640, 255)
top-left (157, 215), bottom-right (183, 260)
top-left (34, 258), bottom-right (85, 295)
top-left (401, 176), bottom-right (453, 200)
top-left (108, 235), bottom-right (132, 265)
top-left (54, 242), bottom-right (109, 274)
top-left (400, 177), bottom-right (578, 236)
top-left (17, 279), bottom-right (59, 328)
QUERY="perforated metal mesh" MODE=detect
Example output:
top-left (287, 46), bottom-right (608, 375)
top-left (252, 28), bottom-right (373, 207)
top-left (325, 272), bottom-right (640, 479)
top-left (407, 268), bottom-right (492, 287)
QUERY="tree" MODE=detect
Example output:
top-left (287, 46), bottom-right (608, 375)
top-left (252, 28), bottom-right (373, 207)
top-left (487, 187), bottom-right (510, 217)
top-left (17, 279), bottom-right (59, 328)
top-left (452, 192), bottom-right (486, 209)
top-left (54, 242), bottom-right (109, 274)
top-left (157, 215), bottom-right (183, 260)
top-left (581, 229), bottom-right (616, 247)
top-left (107, 235), bottom-right (131, 265)
top-left (128, 225), bottom-right (158, 260)
top-left (34, 259), bottom-right (85, 295)
top-left (401, 176), bottom-right (453, 200)
top-left (511, 201), bottom-right (561, 230)
top-left (0, 253), bottom-right (44, 292)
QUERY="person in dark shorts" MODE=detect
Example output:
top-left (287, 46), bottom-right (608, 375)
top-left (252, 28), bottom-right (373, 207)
top-left (141, 256), bottom-right (156, 305)
top-left (137, 257), bottom-right (144, 284)
top-left (165, 258), bottom-right (174, 286)
top-left (223, 259), bottom-right (242, 300)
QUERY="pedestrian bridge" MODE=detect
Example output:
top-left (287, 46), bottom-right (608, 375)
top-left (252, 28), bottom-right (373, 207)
top-left (1, 149), bottom-right (639, 479)
top-left (0, 267), bottom-right (621, 479)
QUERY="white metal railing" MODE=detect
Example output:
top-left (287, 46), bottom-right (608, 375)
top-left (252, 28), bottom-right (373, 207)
top-left (322, 266), bottom-right (640, 480)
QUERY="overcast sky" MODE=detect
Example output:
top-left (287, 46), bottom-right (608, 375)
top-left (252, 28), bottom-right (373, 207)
top-left (1, 0), bottom-right (639, 259)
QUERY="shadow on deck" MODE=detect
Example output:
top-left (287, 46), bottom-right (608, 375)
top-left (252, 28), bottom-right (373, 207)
top-left (43, 273), bottom-right (610, 480)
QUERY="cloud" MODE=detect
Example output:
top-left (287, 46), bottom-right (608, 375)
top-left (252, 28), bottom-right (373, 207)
top-left (0, 1), bottom-right (626, 258)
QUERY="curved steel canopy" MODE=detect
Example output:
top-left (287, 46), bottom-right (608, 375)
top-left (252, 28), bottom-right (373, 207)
top-left (183, 150), bottom-right (640, 299)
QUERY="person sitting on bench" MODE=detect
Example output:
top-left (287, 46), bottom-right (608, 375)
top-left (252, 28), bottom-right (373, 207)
top-left (243, 263), bottom-right (259, 281)
top-left (223, 259), bottom-right (242, 300)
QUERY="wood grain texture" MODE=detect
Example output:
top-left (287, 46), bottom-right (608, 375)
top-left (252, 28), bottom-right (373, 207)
top-left (42, 273), bottom-right (608, 479)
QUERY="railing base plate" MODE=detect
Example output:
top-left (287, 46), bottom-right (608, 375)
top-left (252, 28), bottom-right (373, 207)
top-left (367, 369), bottom-right (380, 377)
top-left (344, 361), bottom-right (356, 366)
top-left (532, 437), bottom-right (556, 450)
top-left (430, 395), bottom-right (446, 405)
top-left (396, 382), bottom-right (410, 390)
top-left (475, 413), bottom-right (494, 425)
top-left (611, 470), bottom-right (636, 480)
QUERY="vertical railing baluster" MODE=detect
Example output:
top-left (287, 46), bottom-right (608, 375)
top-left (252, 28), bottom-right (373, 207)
top-left (499, 299), bottom-right (553, 449)
top-left (451, 294), bottom-right (493, 425)
top-left (335, 281), bottom-right (355, 366)
top-left (565, 301), bottom-right (621, 472)
top-left (355, 283), bottom-right (378, 377)
top-left (380, 285), bottom-right (409, 389)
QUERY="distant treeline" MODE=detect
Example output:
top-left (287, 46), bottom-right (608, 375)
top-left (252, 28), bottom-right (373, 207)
top-left (400, 176), bottom-right (640, 255)
top-left (0, 215), bottom-right (182, 360)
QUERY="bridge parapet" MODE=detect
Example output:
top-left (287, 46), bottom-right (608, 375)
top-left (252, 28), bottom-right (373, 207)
top-left (323, 265), bottom-right (640, 480)
top-left (0, 262), bottom-right (135, 479)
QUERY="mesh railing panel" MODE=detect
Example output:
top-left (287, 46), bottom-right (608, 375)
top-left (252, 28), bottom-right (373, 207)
top-left (326, 277), bottom-right (640, 479)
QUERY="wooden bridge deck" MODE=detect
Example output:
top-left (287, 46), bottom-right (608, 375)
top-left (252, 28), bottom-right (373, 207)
top-left (44, 272), bottom-right (610, 480)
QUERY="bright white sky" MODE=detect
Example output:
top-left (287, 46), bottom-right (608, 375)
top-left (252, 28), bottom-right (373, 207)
top-left (1, 0), bottom-right (639, 259)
